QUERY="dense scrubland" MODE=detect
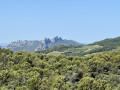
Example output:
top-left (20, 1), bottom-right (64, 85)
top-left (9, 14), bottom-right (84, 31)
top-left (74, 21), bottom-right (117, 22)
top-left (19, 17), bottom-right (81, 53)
top-left (0, 48), bottom-right (120, 90)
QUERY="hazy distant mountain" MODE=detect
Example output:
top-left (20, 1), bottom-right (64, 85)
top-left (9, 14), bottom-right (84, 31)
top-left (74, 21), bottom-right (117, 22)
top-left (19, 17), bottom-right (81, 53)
top-left (5, 36), bottom-right (81, 52)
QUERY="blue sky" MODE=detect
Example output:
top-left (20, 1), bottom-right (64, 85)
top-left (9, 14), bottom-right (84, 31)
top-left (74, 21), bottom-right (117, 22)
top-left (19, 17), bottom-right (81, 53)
top-left (0, 0), bottom-right (120, 44)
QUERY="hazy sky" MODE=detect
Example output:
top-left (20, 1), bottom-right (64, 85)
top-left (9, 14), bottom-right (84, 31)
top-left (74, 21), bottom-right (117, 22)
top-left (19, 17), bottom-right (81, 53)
top-left (0, 0), bottom-right (120, 44)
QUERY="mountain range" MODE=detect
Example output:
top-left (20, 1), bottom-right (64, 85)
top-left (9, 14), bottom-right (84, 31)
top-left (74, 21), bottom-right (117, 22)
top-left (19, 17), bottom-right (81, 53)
top-left (3, 36), bottom-right (120, 55)
top-left (5, 36), bottom-right (81, 52)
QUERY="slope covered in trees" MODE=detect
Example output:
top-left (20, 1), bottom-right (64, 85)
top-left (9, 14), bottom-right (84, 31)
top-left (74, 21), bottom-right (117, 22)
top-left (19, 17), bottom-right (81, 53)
top-left (89, 36), bottom-right (120, 52)
top-left (35, 44), bottom-right (102, 56)
top-left (0, 48), bottom-right (120, 90)
top-left (35, 45), bottom-right (83, 54)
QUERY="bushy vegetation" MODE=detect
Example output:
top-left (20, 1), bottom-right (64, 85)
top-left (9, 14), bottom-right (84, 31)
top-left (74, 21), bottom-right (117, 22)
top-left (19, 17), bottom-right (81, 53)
top-left (35, 44), bottom-right (83, 54)
top-left (0, 48), bottom-right (120, 90)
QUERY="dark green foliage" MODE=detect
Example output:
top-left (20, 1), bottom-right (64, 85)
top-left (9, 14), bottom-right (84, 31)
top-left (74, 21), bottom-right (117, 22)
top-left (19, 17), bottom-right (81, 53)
top-left (35, 44), bottom-right (83, 54)
top-left (0, 48), bottom-right (120, 89)
top-left (36, 44), bottom-right (103, 56)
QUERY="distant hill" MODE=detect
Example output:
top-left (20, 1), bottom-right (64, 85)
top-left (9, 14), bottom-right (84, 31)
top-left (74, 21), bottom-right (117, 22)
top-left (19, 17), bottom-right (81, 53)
top-left (88, 36), bottom-right (120, 53)
top-left (36, 36), bottom-right (120, 56)
top-left (5, 36), bottom-right (81, 52)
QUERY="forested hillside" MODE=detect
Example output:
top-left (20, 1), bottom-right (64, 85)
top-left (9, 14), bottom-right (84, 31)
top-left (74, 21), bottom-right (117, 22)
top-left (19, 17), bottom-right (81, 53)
top-left (35, 44), bottom-right (102, 56)
top-left (35, 44), bottom-right (83, 54)
top-left (0, 48), bottom-right (120, 90)
top-left (89, 36), bottom-right (120, 53)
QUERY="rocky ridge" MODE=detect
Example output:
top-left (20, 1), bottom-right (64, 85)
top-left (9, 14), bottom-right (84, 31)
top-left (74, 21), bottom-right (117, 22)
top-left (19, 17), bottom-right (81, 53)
top-left (5, 36), bottom-right (81, 52)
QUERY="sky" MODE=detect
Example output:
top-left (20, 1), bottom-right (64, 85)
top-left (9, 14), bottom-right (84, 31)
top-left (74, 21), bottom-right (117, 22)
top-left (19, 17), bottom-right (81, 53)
top-left (0, 0), bottom-right (120, 44)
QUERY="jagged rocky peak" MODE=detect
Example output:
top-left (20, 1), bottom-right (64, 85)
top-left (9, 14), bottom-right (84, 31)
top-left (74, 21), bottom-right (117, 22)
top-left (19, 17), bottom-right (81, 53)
top-left (52, 36), bottom-right (62, 42)
top-left (42, 38), bottom-right (51, 44)
top-left (42, 36), bottom-right (62, 44)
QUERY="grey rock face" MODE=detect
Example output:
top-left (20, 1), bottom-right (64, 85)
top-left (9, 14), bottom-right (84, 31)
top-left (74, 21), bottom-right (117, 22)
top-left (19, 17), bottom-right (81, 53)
top-left (42, 38), bottom-right (51, 44)
top-left (52, 36), bottom-right (62, 42)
